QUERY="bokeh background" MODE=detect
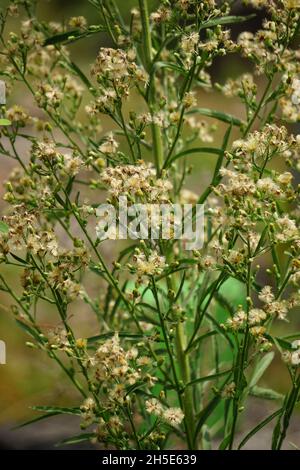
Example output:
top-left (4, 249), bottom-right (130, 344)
top-left (0, 0), bottom-right (299, 449)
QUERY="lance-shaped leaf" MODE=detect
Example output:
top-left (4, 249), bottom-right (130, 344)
top-left (249, 352), bottom-right (274, 389)
top-left (186, 108), bottom-right (244, 127)
top-left (199, 14), bottom-right (256, 31)
top-left (0, 119), bottom-right (11, 126)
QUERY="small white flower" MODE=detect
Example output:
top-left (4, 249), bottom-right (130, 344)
top-left (162, 407), bottom-right (184, 426)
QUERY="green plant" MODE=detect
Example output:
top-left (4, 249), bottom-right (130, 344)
top-left (0, 0), bottom-right (300, 450)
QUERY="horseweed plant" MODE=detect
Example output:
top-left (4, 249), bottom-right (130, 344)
top-left (0, 0), bottom-right (300, 451)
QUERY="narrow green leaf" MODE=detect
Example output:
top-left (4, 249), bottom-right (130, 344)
top-left (32, 405), bottom-right (81, 415)
top-left (44, 29), bottom-right (81, 45)
top-left (56, 432), bottom-right (95, 446)
top-left (272, 415), bottom-right (283, 450)
top-left (153, 61), bottom-right (186, 75)
top-left (213, 292), bottom-right (235, 316)
top-left (186, 369), bottom-right (231, 387)
top-left (0, 118), bottom-right (11, 126)
top-left (0, 221), bottom-right (9, 233)
top-left (166, 147), bottom-right (222, 168)
top-left (87, 332), bottom-right (146, 344)
top-left (14, 412), bottom-right (62, 429)
top-left (249, 352), bottom-right (274, 388)
top-left (193, 395), bottom-right (221, 446)
top-left (264, 88), bottom-right (282, 105)
top-left (219, 434), bottom-right (231, 450)
top-left (281, 333), bottom-right (300, 341)
top-left (186, 108), bottom-right (243, 127)
top-left (201, 425), bottom-right (212, 450)
top-left (199, 14), bottom-right (256, 30)
top-left (10, 252), bottom-right (30, 265)
top-left (238, 408), bottom-right (282, 449)
top-left (185, 330), bottom-right (218, 353)
top-left (192, 375), bottom-right (232, 446)
top-left (265, 334), bottom-right (293, 351)
top-left (44, 26), bottom-right (106, 46)
top-left (250, 386), bottom-right (284, 401)
top-left (15, 320), bottom-right (43, 343)
top-left (276, 337), bottom-right (294, 351)
top-left (205, 311), bottom-right (235, 349)
top-left (137, 302), bottom-right (157, 313)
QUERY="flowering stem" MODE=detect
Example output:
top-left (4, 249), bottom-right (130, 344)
top-left (7, 53), bottom-right (86, 160)
top-left (1, 0), bottom-right (299, 451)
top-left (55, 177), bottom-right (177, 391)
top-left (30, 254), bottom-right (99, 403)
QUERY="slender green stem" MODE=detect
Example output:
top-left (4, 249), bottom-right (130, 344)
top-left (163, 251), bottom-right (196, 449)
top-left (151, 279), bottom-right (183, 400)
top-left (175, 321), bottom-right (195, 449)
top-left (125, 405), bottom-right (141, 450)
top-left (138, 0), bottom-right (152, 69)
top-left (139, 0), bottom-right (164, 173)
top-left (274, 374), bottom-right (300, 450)
top-left (243, 76), bottom-right (273, 137)
top-left (228, 254), bottom-right (252, 450)
top-left (117, 103), bottom-right (137, 163)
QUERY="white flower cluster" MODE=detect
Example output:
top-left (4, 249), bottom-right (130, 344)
top-left (145, 398), bottom-right (184, 426)
top-left (281, 77), bottom-right (300, 121)
top-left (101, 163), bottom-right (172, 202)
top-left (131, 249), bottom-right (167, 279)
top-left (283, 340), bottom-right (300, 366)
